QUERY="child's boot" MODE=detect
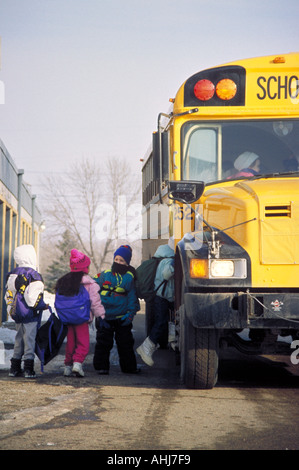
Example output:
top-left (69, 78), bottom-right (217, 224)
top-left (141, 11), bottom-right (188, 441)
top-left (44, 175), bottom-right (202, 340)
top-left (9, 358), bottom-right (23, 377)
top-left (72, 362), bottom-right (84, 377)
top-left (24, 359), bottom-right (36, 378)
top-left (136, 337), bottom-right (157, 366)
top-left (63, 365), bottom-right (73, 376)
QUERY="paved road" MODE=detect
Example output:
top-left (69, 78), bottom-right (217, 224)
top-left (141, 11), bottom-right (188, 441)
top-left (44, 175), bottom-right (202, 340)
top-left (0, 308), bottom-right (299, 451)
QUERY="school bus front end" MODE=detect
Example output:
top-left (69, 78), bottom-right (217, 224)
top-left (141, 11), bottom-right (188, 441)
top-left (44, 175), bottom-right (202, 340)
top-left (172, 174), bottom-right (299, 388)
top-left (142, 53), bottom-right (299, 389)
top-left (178, 177), bottom-right (299, 324)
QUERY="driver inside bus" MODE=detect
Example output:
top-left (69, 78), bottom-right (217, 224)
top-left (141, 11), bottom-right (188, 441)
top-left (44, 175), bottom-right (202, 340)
top-left (230, 151), bottom-right (261, 178)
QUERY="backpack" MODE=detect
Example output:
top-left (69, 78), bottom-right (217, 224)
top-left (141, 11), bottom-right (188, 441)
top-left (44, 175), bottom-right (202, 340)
top-left (55, 285), bottom-right (91, 325)
top-left (7, 267), bottom-right (45, 322)
top-left (135, 257), bottom-right (167, 302)
top-left (35, 307), bottom-right (68, 372)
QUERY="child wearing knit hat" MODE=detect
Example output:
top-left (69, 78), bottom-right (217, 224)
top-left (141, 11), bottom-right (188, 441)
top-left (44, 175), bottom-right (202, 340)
top-left (69, 248), bottom-right (91, 273)
top-left (113, 245), bottom-right (133, 266)
top-left (93, 245), bottom-right (140, 375)
top-left (55, 249), bottom-right (105, 377)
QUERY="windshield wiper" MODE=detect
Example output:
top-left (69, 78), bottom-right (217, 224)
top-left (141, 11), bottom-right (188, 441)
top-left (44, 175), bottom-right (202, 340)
top-left (229, 171), bottom-right (299, 181)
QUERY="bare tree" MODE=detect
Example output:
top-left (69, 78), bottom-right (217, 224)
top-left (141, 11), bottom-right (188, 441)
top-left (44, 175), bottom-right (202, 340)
top-left (42, 156), bottom-right (141, 272)
top-left (97, 158), bottom-right (142, 268)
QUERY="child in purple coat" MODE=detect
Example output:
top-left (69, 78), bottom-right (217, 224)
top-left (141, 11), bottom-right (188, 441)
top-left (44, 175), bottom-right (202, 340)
top-left (55, 249), bottom-right (105, 377)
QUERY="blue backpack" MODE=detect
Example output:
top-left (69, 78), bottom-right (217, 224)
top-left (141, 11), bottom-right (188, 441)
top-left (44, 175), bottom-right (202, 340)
top-left (55, 285), bottom-right (91, 325)
top-left (35, 307), bottom-right (68, 372)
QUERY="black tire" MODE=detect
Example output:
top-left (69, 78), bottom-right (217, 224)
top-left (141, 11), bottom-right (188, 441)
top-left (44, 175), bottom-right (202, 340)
top-left (183, 312), bottom-right (219, 389)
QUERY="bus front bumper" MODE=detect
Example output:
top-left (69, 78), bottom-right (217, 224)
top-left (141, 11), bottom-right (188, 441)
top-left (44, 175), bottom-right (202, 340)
top-left (184, 291), bottom-right (299, 329)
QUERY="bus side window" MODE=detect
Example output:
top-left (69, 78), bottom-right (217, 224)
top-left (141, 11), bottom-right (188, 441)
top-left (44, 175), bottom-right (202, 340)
top-left (183, 127), bottom-right (217, 183)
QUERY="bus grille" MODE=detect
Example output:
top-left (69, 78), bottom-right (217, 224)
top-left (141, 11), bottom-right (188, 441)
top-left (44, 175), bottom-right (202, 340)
top-left (264, 205), bottom-right (291, 217)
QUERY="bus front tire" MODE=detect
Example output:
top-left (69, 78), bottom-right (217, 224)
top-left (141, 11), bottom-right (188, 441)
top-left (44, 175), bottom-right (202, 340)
top-left (183, 313), bottom-right (219, 389)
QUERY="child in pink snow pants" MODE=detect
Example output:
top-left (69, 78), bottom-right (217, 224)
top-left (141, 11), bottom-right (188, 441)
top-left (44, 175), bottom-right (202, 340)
top-left (55, 249), bottom-right (105, 377)
top-left (64, 323), bottom-right (90, 365)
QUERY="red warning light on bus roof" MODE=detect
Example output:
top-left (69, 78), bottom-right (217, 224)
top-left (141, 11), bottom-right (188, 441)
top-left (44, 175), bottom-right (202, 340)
top-left (185, 65), bottom-right (245, 107)
top-left (194, 79), bottom-right (215, 101)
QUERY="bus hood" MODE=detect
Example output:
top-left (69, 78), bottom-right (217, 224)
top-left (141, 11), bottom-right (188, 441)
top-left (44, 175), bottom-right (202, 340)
top-left (203, 177), bottom-right (299, 265)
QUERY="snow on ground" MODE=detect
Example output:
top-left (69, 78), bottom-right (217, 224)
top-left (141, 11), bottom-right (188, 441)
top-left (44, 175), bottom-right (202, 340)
top-left (237, 328), bottom-right (293, 344)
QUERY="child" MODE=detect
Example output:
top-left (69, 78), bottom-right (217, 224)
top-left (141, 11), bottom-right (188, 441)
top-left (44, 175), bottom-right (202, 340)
top-left (5, 244), bottom-right (48, 378)
top-left (55, 249), bottom-right (105, 377)
top-left (93, 245), bottom-right (140, 374)
top-left (137, 238), bottom-right (175, 366)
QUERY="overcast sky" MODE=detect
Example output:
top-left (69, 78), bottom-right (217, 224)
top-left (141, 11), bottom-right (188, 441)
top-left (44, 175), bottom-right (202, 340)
top-left (0, 0), bottom-right (299, 200)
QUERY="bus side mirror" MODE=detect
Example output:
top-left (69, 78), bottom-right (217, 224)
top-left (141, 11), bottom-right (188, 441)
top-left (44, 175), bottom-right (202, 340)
top-left (168, 180), bottom-right (205, 204)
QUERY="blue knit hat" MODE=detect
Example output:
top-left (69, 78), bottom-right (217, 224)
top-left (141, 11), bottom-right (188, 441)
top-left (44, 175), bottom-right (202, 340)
top-left (114, 245), bottom-right (132, 265)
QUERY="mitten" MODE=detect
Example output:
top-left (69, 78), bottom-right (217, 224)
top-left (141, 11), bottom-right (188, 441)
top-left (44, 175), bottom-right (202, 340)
top-left (97, 318), bottom-right (111, 329)
top-left (121, 312), bottom-right (134, 326)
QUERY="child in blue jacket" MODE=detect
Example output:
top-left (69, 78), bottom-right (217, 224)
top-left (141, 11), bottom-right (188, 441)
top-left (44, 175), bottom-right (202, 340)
top-left (93, 245), bottom-right (140, 374)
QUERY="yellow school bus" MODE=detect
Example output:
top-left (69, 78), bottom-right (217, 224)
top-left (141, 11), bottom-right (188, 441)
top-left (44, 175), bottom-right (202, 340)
top-left (142, 53), bottom-right (299, 388)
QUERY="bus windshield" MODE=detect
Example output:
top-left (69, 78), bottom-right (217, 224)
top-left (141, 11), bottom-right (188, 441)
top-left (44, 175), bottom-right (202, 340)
top-left (182, 119), bottom-right (299, 183)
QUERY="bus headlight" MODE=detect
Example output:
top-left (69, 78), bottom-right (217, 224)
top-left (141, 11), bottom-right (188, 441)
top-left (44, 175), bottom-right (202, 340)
top-left (210, 259), bottom-right (234, 277)
top-left (190, 258), bottom-right (247, 279)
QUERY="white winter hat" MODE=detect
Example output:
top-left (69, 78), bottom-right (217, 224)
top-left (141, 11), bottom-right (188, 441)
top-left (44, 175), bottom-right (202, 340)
top-left (234, 151), bottom-right (260, 171)
top-left (14, 244), bottom-right (37, 269)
